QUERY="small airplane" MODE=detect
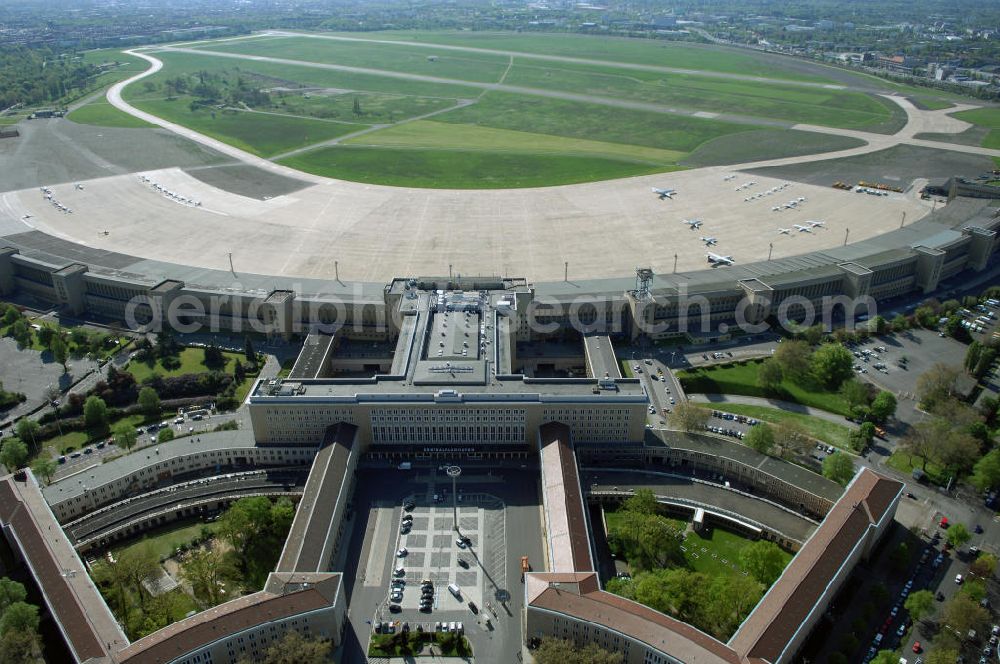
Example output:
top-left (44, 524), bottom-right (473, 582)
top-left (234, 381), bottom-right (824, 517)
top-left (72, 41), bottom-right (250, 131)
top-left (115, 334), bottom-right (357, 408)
top-left (700, 236), bottom-right (717, 246)
top-left (652, 187), bottom-right (677, 200)
top-left (723, 174), bottom-right (736, 181)
top-left (100, 230), bottom-right (109, 236)
top-left (792, 224), bottom-right (813, 233)
top-left (783, 202), bottom-right (797, 209)
top-left (707, 252), bottom-right (735, 266)
top-left (21, 214), bottom-right (31, 220)
top-left (777, 228), bottom-right (792, 235)
top-left (772, 206), bottom-right (782, 212)
top-left (75, 183), bottom-right (84, 190)
top-left (806, 220), bottom-right (826, 228)
top-left (682, 218), bottom-right (703, 229)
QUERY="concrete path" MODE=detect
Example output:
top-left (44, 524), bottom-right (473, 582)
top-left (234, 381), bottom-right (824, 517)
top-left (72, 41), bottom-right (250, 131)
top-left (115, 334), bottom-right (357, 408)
top-left (686, 393), bottom-right (849, 425)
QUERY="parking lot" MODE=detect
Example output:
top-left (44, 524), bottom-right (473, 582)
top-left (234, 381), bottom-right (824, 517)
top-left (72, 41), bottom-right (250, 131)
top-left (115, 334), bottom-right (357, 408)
top-left (339, 466), bottom-right (542, 664)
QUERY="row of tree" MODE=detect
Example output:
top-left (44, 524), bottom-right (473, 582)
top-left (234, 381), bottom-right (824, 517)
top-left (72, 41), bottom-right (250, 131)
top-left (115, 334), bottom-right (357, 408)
top-left (0, 578), bottom-right (42, 663)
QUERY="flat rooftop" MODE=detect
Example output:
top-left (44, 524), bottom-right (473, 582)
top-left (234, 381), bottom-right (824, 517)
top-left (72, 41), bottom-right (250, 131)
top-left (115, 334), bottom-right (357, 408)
top-left (42, 429), bottom-right (297, 506)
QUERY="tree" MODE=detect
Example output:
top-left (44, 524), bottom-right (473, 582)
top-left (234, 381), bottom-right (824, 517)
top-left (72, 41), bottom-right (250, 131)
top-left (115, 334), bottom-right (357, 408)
top-left (869, 652), bottom-right (898, 664)
top-left (739, 540), bottom-right (787, 586)
top-left (916, 363), bottom-right (960, 411)
top-left (114, 544), bottom-right (159, 610)
top-left (670, 402), bottom-right (709, 433)
top-left (244, 335), bottom-right (257, 367)
top-left (822, 453), bottom-right (855, 486)
top-left (622, 488), bottom-right (658, 515)
top-left (535, 638), bottom-right (623, 664)
top-left (888, 542), bottom-right (910, 573)
top-left (946, 522), bottom-right (971, 549)
top-left (969, 552), bottom-right (998, 579)
top-left (112, 422), bottom-right (138, 451)
top-left (50, 334), bottom-right (68, 372)
top-left (904, 590), bottom-right (936, 623)
top-left (240, 630), bottom-right (333, 664)
top-left (180, 547), bottom-right (238, 607)
top-left (773, 340), bottom-right (811, 382)
top-left (848, 421), bottom-right (875, 452)
top-left (966, 341), bottom-right (984, 372)
top-left (973, 347), bottom-right (998, 379)
top-left (157, 428), bottom-right (175, 443)
top-left (203, 345), bottom-right (225, 369)
top-left (0, 628), bottom-right (38, 664)
top-left (0, 579), bottom-right (26, 613)
top-left (0, 601), bottom-right (39, 637)
top-left (233, 359), bottom-right (246, 384)
top-left (744, 424), bottom-right (775, 455)
top-left (941, 594), bottom-right (989, 635)
top-left (869, 391), bottom-right (897, 423)
top-left (839, 379), bottom-right (870, 413)
top-left (925, 650), bottom-right (960, 664)
top-left (9, 319), bottom-right (31, 348)
top-left (138, 387), bottom-right (161, 417)
top-left (773, 420), bottom-right (810, 456)
top-left (0, 438), bottom-right (28, 470)
top-left (810, 344), bottom-right (854, 389)
top-left (30, 457), bottom-right (57, 484)
top-left (218, 496), bottom-right (273, 554)
top-left (15, 419), bottom-right (40, 451)
top-left (36, 325), bottom-right (55, 349)
top-left (756, 358), bottom-right (783, 392)
top-left (83, 395), bottom-right (108, 428)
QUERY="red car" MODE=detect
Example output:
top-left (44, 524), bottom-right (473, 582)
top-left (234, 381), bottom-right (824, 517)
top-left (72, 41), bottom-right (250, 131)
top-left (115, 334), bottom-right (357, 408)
top-left (939, 517), bottom-right (949, 528)
top-left (912, 641), bottom-right (921, 653)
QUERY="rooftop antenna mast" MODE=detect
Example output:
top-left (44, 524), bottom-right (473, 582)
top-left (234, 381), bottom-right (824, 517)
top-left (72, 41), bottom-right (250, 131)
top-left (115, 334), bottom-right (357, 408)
top-left (634, 267), bottom-right (654, 300)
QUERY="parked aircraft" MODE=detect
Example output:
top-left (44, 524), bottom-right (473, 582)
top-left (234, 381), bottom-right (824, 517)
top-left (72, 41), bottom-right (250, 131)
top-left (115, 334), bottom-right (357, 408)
top-left (707, 252), bottom-right (735, 266)
top-left (777, 228), bottom-right (792, 235)
top-left (792, 224), bottom-right (813, 233)
top-left (700, 236), bottom-right (717, 246)
top-left (682, 218), bottom-right (703, 229)
top-left (806, 220), bottom-right (826, 228)
top-left (652, 187), bottom-right (677, 200)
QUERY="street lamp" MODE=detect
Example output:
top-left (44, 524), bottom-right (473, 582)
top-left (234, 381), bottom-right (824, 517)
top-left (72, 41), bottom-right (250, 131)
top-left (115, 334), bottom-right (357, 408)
top-left (445, 465), bottom-right (462, 533)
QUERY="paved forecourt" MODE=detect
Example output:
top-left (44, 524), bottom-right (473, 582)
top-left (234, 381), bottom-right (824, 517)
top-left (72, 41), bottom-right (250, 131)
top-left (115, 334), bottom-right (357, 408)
top-left (1, 162), bottom-right (932, 284)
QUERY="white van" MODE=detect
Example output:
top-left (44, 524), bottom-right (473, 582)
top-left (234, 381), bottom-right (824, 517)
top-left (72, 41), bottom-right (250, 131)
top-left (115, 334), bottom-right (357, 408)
top-left (448, 583), bottom-right (462, 599)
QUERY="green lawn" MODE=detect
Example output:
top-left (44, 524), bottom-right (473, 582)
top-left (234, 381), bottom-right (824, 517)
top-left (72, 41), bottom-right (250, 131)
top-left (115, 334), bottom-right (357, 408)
top-left (196, 34), bottom-right (512, 84)
top-left (434, 92), bottom-right (750, 153)
top-left (110, 520), bottom-right (220, 561)
top-left (329, 31), bottom-right (837, 83)
top-left (127, 347), bottom-right (247, 382)
top-left (130, 97), bottom-right (362, 157)
top-left (910, 97), bottom-right (954, 111)
top-left (502, 63), bottom-right (897, 130)
top-left (951, 107), bottom-right (1000, 150)
top-left (683, 525), bottom-right (791, 578)
top-left (277, 90), bottom-right (456, 124)
top-left (122, 50), bottom-right (472, 102)
top-left (605, 508), bottom-right (791, 580)
top-left (677, 361), bottom-right (851, 416)
top-left (347, 119), bottom-right (685, 165)
top-left (693, 402), bottom-right (854, 451)
top-left (45, 413), bottom-right (151, 454)
top-left (887, 450), bottom-right (949, 486)
top-left (67, 100), bottom-right (155, 128)
top-left (682, 128), bottom-right (865, 167)
top-left (280, 145), bottom-right (676, 188)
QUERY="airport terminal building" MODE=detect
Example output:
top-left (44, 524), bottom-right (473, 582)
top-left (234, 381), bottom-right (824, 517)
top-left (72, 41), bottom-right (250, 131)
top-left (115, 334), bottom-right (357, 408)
top-left (0, 199), bottom-right (997, 347)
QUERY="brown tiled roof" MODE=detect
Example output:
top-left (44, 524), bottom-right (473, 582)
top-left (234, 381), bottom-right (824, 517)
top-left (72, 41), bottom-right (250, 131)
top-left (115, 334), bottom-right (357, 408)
top-left (529, 469), bottom-right (901, 664)
top-left (529, 577), bottom-right (740, 664)
top-left (729, 469), bottom-right (902, 662)
top-left (0, 475), bottom-right (125, 662)
top-left (539, 422), bottom-right (593, 573)
top-left (116, 587), bottom-right (333, 663)
top-left (275, 423), bottom-right (356, 573)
